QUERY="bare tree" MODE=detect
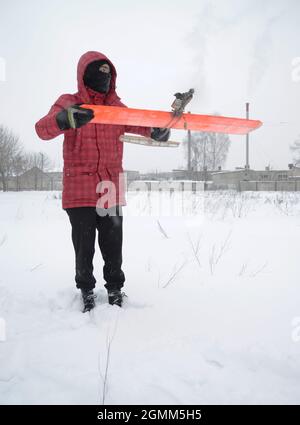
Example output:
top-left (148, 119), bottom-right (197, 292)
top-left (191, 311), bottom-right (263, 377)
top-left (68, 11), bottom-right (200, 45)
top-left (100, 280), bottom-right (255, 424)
top-left (26, 151), bottom-right (53, 190)
top-left (183, 131), bottom-right (231, 171)
top-left (12, 152), bottom-right (28, 190)
top-left (290, 135), bottom-right (300, 165)
top-left (27, 151), bottom-right (52, 171)
top-left (0, 125), bottom-right (22, 191)
top-left (0, 124), bottom-right (54, 191)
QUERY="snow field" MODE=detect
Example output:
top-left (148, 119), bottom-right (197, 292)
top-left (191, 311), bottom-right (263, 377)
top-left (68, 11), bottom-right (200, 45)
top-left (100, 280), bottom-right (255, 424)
top-left (0, 190), bottom-right (300, 404)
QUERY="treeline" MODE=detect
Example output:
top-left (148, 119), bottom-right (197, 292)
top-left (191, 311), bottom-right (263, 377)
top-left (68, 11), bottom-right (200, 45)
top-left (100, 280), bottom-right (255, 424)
top-left (0, 124), bottom-right (52, 191)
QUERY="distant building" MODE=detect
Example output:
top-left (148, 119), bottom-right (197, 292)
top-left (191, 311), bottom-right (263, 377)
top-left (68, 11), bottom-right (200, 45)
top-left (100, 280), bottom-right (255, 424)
top-left (210, 165), bottom-right (300, 191)
top-left (172, 169), bottom-right (213, 181)
top-left (2, 165), bottom-right (300, 192)
top-left (125, 170), bottom-right (140, 183)
top-left (4, 167), bottom-right (62, 191)
top-left (2, 167), bottom-right (139, 191)
top-left (139, 169), bottom-right (215, 181)
top-left (139, 171), bottom-right (174, 181)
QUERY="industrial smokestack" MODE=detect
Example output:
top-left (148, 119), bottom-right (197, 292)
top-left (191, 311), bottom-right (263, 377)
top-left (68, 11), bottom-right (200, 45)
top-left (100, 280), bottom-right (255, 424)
top-left (245, 102), bottom-right (250, 170)
top-left (187, 111), bottom-right (191, 172)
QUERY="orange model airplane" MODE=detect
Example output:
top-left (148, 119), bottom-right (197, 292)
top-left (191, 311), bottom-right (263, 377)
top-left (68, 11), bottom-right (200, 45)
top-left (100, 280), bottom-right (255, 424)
top-left (81, 89), bottom-right (262, 147)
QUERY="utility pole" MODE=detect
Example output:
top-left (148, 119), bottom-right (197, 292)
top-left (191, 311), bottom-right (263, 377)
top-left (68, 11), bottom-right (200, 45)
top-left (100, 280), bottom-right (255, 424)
top-left (40, 152), bottom-right (44, 190)
top-left (245, 102), bottom-right (250, 169)
top-left (187, 112), bottom-right (191, 177)
top-left (203, 135), bottom-right (207, 189)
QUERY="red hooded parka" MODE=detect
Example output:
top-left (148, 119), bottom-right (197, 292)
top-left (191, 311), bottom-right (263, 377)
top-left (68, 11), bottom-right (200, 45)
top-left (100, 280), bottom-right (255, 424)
top-left (35, 51), bottom-right (151, 209)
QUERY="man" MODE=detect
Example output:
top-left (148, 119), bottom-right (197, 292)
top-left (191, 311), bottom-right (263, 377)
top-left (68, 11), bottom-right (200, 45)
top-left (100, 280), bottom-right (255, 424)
top-left (35, 51), bottom-right (170, 312)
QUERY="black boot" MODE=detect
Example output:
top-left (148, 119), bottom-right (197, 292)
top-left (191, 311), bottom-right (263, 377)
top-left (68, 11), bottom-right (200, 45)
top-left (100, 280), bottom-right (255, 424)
top-left (81, 289), bottom-right (96, 313)
top-left (107, 289), bottom-right (126, 307)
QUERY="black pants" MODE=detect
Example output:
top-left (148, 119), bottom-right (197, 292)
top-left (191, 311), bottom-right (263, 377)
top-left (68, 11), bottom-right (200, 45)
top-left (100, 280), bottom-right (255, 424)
top-left (65, 206), bottom-right (125, 291)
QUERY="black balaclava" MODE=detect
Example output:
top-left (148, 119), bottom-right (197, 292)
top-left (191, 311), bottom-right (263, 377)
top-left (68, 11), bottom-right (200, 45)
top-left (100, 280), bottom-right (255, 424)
top-left (83, 60), bottom-right (112, 94)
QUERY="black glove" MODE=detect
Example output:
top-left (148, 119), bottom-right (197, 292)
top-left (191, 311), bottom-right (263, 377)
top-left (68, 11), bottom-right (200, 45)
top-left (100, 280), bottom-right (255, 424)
top-left (151, 127), bottom-right (170, 142)
top-left (56, 105), bottom-right (94, 130)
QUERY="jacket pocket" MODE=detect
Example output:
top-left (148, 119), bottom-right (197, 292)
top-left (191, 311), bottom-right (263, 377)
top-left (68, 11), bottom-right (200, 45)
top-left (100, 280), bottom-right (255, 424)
top-left (63, 163), bottom-right (99, 203)
top-left (64, 163), bottom-right (98, 177)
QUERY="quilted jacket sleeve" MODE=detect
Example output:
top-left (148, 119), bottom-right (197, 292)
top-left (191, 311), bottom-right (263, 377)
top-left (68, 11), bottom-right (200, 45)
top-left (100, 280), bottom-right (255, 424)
top-left (35, 94), bottom-right (76, 140)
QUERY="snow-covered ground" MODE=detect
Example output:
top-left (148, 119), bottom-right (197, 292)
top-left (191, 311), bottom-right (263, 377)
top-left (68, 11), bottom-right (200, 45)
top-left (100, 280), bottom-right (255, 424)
top-left (0, 189), bottom-right (300, 405)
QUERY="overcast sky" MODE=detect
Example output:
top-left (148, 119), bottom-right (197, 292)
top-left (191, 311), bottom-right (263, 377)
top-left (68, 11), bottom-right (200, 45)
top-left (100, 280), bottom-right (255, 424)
top-left (0, 0), bottom-right (300, 172)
